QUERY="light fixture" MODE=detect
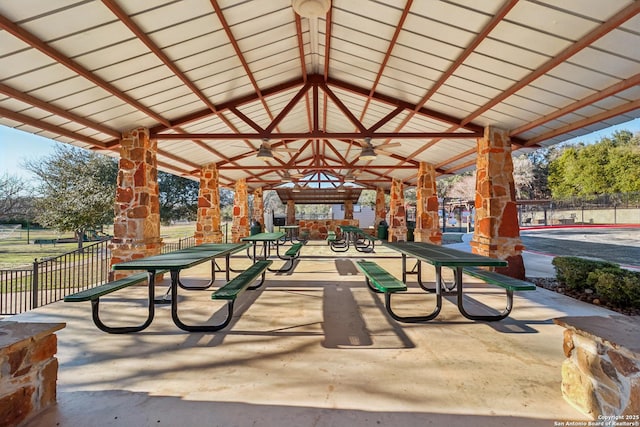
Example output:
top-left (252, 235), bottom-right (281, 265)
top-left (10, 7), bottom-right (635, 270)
top-left (282, 172), bottom-right (293, 182)
top-left (359, 145), bottom-right (377, 161)
top-left (256, 145), bottom-right (274, 161)
top-left (344, 173), bottom-right (355, 183)
top-left (337, 184), bottom-right (347, 193)
top-left (292, 0), bottom-right (331, 18)
top-left (292, 184), bottom-right (302, 193)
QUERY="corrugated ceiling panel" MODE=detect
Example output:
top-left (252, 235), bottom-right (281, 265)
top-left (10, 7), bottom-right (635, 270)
top-left (403, 10), bottom-right (476, 50)
top-left (125, 0), bottom-right (214, 33)
top-left (547, 62), bottom-right (623, 92)
top-left (569, 48), bottom-right (639, 80)
top-left (411, 1), bottom-right (494, 34)
top-left (506, 1), bottom-right (600, 41)
top-left (534, 0), bottom-right (634, 22)
top-left (22, 76), bottom-right (96, 104)
top-left (19, 2), bottom-right (115, 42)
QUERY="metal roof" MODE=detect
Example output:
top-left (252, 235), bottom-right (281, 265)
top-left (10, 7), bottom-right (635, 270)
top-left (1, 0), bottom-right (638, 191)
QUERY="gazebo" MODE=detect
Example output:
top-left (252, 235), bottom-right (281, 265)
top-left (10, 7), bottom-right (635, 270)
top-left (1, 0), bottom-right (638, 280)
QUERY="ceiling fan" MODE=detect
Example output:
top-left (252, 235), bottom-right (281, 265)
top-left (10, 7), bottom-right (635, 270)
top-left (281, 171), bottom-right (304, 182)
top-left (358, 137), bottom-right (401, 161)
top-left (344, 169), bottom-right (362, 182)
top-left (256, 139), bottom-right (298, 161)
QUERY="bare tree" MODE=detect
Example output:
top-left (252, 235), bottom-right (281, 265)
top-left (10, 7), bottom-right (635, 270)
top-left (0, 173), bottom-right (31, 219)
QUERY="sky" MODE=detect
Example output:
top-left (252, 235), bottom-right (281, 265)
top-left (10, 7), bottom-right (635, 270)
top-left (1, 118), bottom-right (639, 181)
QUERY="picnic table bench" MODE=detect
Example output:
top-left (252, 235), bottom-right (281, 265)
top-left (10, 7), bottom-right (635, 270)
top-left (355, 260), bottom-right (440, 322)
top-left (65, 243), bottom-right (255, 333)
top-left (328, 225), bottom-right (377, 253)
top-left (184, 259), bottom-right (272, 332)
top-left (34, 238), bottom-right (57, 246)
top-left (381, 241), bottom-right (533, 321)
top-left (355, 260), bottom-right (442, 323)
top-left (242, 232), bottom-right (303, 273)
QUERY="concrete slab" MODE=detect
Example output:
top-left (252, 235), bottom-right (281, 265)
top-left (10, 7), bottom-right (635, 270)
top-left (9, 241), bottom-right (621, 427)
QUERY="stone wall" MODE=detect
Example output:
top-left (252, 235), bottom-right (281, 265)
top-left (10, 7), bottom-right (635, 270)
top-left (388, 178), bottom-right (407, 242)
top-left (297, 219), bottom-right (359, 240)
top-left (471, 126), bottom-right (525, 279)
top-left (231, 179), bottom-right (249, 243)
top-left (415, 162), bottom-right (441, 244)
top-left (195, 163), bottom-right (223, 244)
top-left (0, 322), bottom-right (65, 427)
top-left (110, 128), bottom-right (163, 276)
top-left (554, 316), bottom-right (640, 417)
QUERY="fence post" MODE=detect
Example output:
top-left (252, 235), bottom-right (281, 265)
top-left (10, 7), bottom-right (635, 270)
top-left (32, 258), bottom-right (39, 309)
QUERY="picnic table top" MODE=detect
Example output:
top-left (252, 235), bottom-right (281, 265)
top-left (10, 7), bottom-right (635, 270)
top-left (382, 241), bottom-right (508, 268)
top-left (112, 242), bottom-right (250, 271)
top-left (241, 232), bottom-right (286, 242)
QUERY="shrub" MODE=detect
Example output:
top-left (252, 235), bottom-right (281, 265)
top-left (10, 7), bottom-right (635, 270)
top-left (552, 257), bottom-right (619, 291)
top-left (587, 268), bottom-right (640, 308)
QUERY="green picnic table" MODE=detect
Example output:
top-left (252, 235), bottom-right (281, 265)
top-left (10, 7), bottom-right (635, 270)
top-left (381, 241), bottom-right (523, 322)
top-left (70, 242), bottom-right (254, 333)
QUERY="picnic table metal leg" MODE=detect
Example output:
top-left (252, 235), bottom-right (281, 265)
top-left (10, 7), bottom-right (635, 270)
top-left (169, 270), bottom-right (232, 332)
top-left (170, 270), bottom-right (267, 332)
top-left (384, 282), bottom-right (442, 323)
top-left (90, 272), bottom-right (157, 334)
top-left (454, 267), bottom-right (513, 321)
top-left (177, 261), bottom-right (217, 290)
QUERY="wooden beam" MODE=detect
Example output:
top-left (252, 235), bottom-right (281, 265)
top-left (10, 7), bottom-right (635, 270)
top-left (0, 13), bottom-right (170, 127)
top-left (152, 131), bottom-right (482, 140)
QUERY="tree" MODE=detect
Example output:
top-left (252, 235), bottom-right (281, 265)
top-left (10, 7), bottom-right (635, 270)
top-left (24, 145), bottom-right (117, 249)
top-left (512, 155), bottom-right (535, 199)
top-left (438, 173), bottom-right (475, 201)
top-left (0, 174), bottom-right (31, 219)
top-left (547, 130), bottom-right (640, 198)
top-left (158, 172), bottom-right (198, 225)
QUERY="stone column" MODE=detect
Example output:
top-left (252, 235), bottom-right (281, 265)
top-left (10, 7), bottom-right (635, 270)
top-left (415, 162), bottom-right (442, 244)
top-left (388, 178), bottom-right (407, 242)
top-left (286, 199), bottom-right (296, 225)
top-left (470, 126), bottom-right (525, 279)
top-left (0, 321), bottom-right (65, 427)
top-left (252, 187), bottom-right (264, 231)
top-left (374, 187), bottom-right (386, 227)
top-left (195, 163), bottom-right (222, 244)
top-left (231, 178), bottom-right (249, 243)
top-left (344, 200), bottom-right (354, 220)
top-left (110, 128), bottom-right (163, 277)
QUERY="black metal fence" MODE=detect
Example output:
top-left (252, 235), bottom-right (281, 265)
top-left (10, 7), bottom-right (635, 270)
top-left (0, 235), bottom-right (199, 315)
top-left (0, 239), bottom-right (112, 315)
top-left (161, 235), bottom-right (196, 253)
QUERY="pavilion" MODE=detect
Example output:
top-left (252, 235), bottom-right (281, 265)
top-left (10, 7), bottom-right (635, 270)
top-left (1, 0), bottom-right (639, 281)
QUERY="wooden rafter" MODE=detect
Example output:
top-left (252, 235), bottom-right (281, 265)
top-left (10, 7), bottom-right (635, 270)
top-left (461, 1), bottom-right (640, 127)
top-left (0, 13), bottom-right (170, 128)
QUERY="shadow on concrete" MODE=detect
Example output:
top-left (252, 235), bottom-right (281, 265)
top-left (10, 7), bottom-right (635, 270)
top-left (24, 389), bottom-right (574, 427)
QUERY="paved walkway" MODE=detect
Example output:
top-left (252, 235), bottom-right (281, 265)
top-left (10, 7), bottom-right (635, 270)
top-left (446, 226), bottom-right (640, 278)
top-left (12, 230), bottom-right (632, 427)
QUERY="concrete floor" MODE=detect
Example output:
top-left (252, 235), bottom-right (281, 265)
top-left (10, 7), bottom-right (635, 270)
top-left (8, 237), bottom-right (625, 427)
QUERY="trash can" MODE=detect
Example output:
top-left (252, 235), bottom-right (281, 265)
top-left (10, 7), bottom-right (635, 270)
top-left (377, 220), bottom-right (388, 240)
top-left (406, 221), bottom-right (415, 242)
top-left (250, 220), bottom-right (262, 235)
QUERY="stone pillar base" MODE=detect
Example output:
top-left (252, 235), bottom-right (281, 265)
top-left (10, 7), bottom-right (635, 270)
top-left (470, 237), bottom-right (525, 279)
top-left (0, 322), bottom-right (65, 427)
top-left (388, 226), bottom-right (407, 242)
top-left (554, 316), bottom-right (640, 418)
top-left (110, 238), bottom-right (163, 279)
top-left (195, 230), bottom-right (223, 244)
top-left (414, 229), bottom-right (442, 244)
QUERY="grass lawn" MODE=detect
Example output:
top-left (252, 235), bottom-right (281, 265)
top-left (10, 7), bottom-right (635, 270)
top-left (0, 222), bottom-right (236, 269)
